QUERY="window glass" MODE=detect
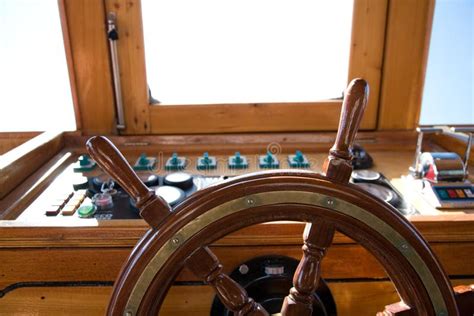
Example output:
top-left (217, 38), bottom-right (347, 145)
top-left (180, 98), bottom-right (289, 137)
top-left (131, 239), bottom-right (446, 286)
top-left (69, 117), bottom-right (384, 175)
top-left (420, 0), bottom-right (473, 125)
top-left (142, 0), bottom-right (354, 105)
top-left (0, 0), bottom-right (76, 132)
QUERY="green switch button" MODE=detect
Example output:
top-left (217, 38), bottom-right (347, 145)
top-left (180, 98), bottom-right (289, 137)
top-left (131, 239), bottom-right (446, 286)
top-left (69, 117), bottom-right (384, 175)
top-left (259, 152), bottom-right (279, 169)
top-left (133, 153), bottom-right (157, 171)
top-left (288, 150), bottom-right (310, 168)
top-left (228, 152), bottom-right (248, 169)
top-left (165, 153), bottom-right (187, 171)
top-left (78, 205), bottom-right (96, 218)
top-left (197, 152), bottom-right (217, 170)
top-left (73, 154), bottom-right (96, 172)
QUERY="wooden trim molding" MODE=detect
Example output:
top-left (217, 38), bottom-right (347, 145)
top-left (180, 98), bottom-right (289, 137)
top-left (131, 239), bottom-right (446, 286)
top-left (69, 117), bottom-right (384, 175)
top-left (377, 0), bottom-right (435, 130)
top-left (348, 0), bottom-right (388, 130)
top-left (63, 0), bottom-right (116, 135)
top-left (104, 0), bottom-right (151, 134)
top-left (149, 101), bottom-right (344, 134)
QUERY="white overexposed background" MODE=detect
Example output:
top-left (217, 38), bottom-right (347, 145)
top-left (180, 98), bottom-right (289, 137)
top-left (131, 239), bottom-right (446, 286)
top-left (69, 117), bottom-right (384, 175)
top-left (142, 0), bottom-right (354, 105)
top-left (420, 0), bottom-right (474, 125)
top-left (0, 0), bottom-right (76, 132)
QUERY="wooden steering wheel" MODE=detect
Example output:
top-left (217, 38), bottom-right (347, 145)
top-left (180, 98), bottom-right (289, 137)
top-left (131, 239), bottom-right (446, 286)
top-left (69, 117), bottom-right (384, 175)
top-left (87, 79), bottom-right (464, 316)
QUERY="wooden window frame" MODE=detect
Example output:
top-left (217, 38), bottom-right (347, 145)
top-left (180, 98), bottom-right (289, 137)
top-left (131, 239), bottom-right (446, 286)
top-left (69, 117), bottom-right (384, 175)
top-left (105, 0), bottom-right (387, 134)
top-left (61, 0), bottom-right (435, 135)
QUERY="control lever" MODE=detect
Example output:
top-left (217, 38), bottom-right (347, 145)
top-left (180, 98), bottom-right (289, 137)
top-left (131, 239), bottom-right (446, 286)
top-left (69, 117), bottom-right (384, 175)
top-left (409, 126), bottom-right (443, 178)
top-left (323, 78), bottom-right (369, 183)
top-left (86, 136), bottom-right (171, 228)
top-left (282, 78), bottom-right (369, 315)
top-left (450, 127), bottom-right (474, 180)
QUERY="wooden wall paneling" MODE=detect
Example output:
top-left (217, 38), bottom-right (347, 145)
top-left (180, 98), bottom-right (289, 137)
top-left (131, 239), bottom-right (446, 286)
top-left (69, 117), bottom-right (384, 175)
top-left (6, 279), bottom-right (474, 316)
top-left (377, 0), bottom-right (435, 130)
top-left (63, 0), bottom-right (116, 135)
top-left (348, 0), bottom-right (388, 130)
top-left (2, 279), bottom-right (473, 316)
top-left (1, 242), bottom-right (472, 290)
top-left (104, 0), bottom-right (151, 134)
top-left (0, 281), bottom-right (400, 316)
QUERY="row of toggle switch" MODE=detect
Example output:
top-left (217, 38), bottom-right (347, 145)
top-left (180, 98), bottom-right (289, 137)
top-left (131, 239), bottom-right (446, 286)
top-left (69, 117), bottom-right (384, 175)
top-left (73, 150), bottom-right (311, 173)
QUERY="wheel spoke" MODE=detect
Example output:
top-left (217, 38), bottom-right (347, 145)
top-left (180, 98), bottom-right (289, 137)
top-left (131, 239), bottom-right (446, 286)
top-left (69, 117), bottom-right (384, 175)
top-left (186, 247), bottom-right (269, 316)
top-left (281, 220), bottom-right (335, 316)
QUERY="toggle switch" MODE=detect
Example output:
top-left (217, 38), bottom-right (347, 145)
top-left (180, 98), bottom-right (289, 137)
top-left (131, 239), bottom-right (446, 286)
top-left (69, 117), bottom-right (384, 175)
top-left (73, 154), bottom-right (96, 172)
top-left (133, 153), bottom-right (156, 171)
top-left (165, 153), bottom-right (187, 171)
top-left (288, 150), bottom-right (310, 168)
top-left (228, 152), bottom-right (248, 169)
top-left (259, 151), bottom-right (279, 169)
top-left (197, 152), bottom-right (217, 170)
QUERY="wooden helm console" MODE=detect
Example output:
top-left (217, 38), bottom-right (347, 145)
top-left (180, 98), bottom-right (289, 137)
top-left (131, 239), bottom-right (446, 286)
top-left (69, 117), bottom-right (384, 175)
top-left (86, 79), bottom-right (467, 316)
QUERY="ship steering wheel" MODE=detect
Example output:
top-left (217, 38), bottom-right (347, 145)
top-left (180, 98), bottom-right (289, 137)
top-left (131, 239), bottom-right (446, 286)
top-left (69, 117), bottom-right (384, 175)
top-left (87, 79), bottom-right (461, 316)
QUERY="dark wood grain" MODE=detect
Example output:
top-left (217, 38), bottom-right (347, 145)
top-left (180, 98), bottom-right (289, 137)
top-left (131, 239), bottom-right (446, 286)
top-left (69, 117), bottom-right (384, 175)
top-left (281, 79), bottom-right (369, 315)
top-left (186, 247), bottom-right (268, 316)
top-left (454, 284), bottom-right (474, 315)
top-left (281, 220), bottom-right (335, 316)
top-left (105, 171), bottom-right (458, 315)
top-left (324, 78), bottom-right (369, 183)
top-left (378, 284), bottom-right (474, 315)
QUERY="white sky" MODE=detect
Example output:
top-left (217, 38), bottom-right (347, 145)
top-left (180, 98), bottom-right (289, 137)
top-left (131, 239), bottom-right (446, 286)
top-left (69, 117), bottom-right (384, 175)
top-left (142, 0), bottom-right (354, 105)
top-left (0, 0), bottom-right (76, 132)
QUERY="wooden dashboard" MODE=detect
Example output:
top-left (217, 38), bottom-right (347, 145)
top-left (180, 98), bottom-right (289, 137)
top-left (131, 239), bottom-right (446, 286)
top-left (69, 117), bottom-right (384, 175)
top-left (0, 131), bottom-right (473, 315)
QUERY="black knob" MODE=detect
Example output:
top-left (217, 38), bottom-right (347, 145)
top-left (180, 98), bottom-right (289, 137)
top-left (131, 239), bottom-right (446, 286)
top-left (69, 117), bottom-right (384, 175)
top-left (138, 173), bottom-right (160, 187)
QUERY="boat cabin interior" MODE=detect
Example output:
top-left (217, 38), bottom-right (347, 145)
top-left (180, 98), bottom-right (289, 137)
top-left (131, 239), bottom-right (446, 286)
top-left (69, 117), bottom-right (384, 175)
top-left (1, 0), bottom-right (473, 315)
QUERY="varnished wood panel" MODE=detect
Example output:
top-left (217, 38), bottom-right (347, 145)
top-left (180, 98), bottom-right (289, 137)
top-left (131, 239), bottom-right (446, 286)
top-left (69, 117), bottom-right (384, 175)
top-left (1, 242), bottom-right (473, 290)
top-left (64, 0), bottom-right (116, 135)
top-left (149, 101), bottom-right (348, 134)
top-left (348, 0), bottom-right (388, 130)
top-left (378, 0), bottom-right (435, 130)
top-left (3, 280), bottom-right (472, 316)
top-left (0, 132), bottom-right (63, 200)
top-left (0, 283), bottom-right (395, 316)
top-left (104, 0), bottom-right (150, 134)
top-left (106, 0), bottom-right (385, 134)
top-left (0, 132), bottom-right (39, 155)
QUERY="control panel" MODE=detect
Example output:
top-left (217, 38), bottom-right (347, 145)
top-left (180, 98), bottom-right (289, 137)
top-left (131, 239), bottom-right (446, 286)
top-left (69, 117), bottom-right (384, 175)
top-left (18, 146), bottom-right (417, 222)
top-left (409, 126), bottom-right (474, 209)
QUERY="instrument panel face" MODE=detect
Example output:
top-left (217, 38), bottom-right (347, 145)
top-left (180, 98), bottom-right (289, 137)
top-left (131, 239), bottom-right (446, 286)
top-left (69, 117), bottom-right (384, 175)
top-left (17, 150), bottom-right (418, 223)
top-left (18, 151), bottom-right (325, 222)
